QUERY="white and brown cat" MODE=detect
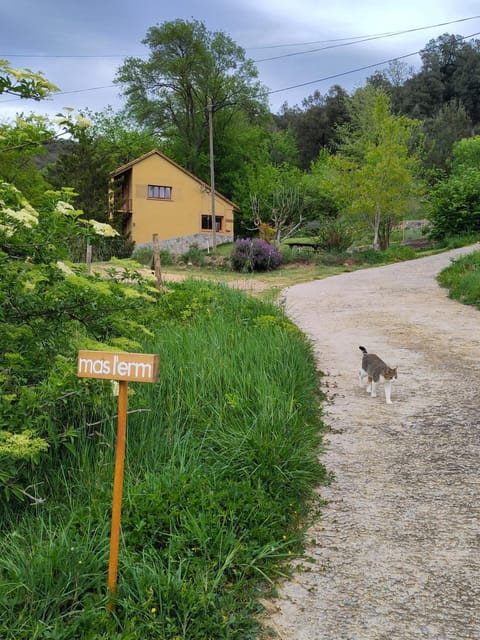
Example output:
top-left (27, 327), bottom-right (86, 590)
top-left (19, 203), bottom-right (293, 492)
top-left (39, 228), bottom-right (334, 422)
top-left (358, 346), bottom-right (397, 404)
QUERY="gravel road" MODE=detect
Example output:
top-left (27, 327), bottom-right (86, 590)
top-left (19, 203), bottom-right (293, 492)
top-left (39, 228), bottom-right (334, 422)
top-left (267, 245), bottom-right (480, 640)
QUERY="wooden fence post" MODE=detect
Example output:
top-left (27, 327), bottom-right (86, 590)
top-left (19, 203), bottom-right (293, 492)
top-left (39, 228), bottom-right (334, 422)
top-left (152, 233), bottom-right (163, 289)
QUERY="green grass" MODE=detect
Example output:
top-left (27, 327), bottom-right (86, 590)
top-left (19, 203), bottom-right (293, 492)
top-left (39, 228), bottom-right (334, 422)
top-left (437, 250), bottom-right (480, 307)
top-left (0, 281), bottom-right (326, 639)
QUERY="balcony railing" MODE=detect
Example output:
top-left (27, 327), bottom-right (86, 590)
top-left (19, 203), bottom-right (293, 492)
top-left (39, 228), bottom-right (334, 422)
top-left (115, 198), bottom-right (132, 213)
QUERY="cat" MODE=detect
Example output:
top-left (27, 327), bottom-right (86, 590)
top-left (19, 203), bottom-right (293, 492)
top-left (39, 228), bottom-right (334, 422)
top-left (358, 346), bottom-right (397, 404)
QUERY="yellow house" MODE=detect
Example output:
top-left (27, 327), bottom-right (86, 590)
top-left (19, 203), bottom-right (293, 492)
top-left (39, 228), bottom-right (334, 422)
top-left (109, 149), bottom-right (236, 252)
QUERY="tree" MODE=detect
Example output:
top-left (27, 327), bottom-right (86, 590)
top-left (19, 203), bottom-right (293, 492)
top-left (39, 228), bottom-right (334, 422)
top-left (422, 100), bottom-right (472, 174)
top-left (115, 19), bottom-right (268, 182)
top-left (0, 110), bottom-right (87, 207)
top-left (0, 114), bottom-right (56, 204)
top-left (274, 85), bottom-right (350, 169)
top-left (45, 109), bottom-right (161, 257)
top-left (397, 34), bottom-right (480, 132)
top-left (240, 163), bottom-right (305, 245)
top-left (428, 136), bottom-right (480, 239)
top-left (320, 89), bottom-right (424, 249)
top-left (0, 59), bottom-right (57, 100)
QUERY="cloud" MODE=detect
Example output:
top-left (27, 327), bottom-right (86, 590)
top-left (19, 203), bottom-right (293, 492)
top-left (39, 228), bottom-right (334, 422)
top-left (0, 0), bottom-right (478, 118)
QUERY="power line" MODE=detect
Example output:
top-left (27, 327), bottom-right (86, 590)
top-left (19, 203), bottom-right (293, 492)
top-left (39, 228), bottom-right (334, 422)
top-left (1, 29), bottom-right (480, 107)
top-left (247, 14), bottom-right (480, 51)
top-left (0, 84), bottom-right (116, 103)
top-left (262, 30), bottom-right (480, 98)
top-left (1, 15), bottom-right (479, 61)
top-left (253, 19), bottom-right (480, 63)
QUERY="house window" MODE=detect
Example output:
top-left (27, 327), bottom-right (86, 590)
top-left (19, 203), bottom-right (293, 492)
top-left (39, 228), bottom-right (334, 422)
top-left (148, 185), bottom-right (172, 200)
top-left (201, 214), bottom-right (223, 232)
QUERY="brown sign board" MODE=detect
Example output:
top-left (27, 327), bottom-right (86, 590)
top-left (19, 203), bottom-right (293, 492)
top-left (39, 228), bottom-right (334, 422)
top-left (77, 350), bottom-right (159, 383)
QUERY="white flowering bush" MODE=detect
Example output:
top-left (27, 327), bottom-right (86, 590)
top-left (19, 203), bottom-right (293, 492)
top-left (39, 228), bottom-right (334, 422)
top-left (0, 181), bottom-right (161, 502)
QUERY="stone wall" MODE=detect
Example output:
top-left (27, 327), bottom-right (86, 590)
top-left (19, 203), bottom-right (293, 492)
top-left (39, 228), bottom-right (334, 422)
top-left (135, 233), bottom-right (233, 255)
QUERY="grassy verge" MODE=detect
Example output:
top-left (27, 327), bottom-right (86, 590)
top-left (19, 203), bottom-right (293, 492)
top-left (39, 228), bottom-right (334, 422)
top-left (437, 249), bottom-right (480, 307)
top-left (0, 281), bottom-right (326, 639)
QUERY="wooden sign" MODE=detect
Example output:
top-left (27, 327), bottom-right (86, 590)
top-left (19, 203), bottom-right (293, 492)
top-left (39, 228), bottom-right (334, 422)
top-left (77, 350), bottom-right (159, 383)
top-left (76, 349), bottom-right (159, 609)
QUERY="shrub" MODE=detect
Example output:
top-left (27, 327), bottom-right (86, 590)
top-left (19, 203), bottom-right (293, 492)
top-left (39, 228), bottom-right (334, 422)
top-left (316, 217), bottom-right (355, 252)
top-left (440, 233), bottom-right (480, 249)
top-left (0, 182), bottom-right (163, 503)
top-left (301, 220), bottom-right (322, 236)
top-left (231, 238), bottom-right (281, 272)
top-left (132, 246), bottom-right (174, 266)
top-left (181, 242), bottom-right (206, 266)
top-left (132, 245), bottom-right (153, 265)
top-left (428, 168), bottom-right (480, 240)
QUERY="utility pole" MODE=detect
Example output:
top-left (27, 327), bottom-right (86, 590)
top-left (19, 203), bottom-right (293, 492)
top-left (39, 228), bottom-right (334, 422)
top-left (208, 97), bottom-right (217, 251)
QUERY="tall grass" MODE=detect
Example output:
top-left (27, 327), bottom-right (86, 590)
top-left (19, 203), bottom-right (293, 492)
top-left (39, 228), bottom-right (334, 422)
top-left (437, 250), bottom-right (480, 307)
top-left (0, 281), bottom-right (326, 639)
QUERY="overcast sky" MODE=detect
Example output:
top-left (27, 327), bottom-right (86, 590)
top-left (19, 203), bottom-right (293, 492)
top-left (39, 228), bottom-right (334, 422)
top-left (1, 0), bottom-right (479, 121)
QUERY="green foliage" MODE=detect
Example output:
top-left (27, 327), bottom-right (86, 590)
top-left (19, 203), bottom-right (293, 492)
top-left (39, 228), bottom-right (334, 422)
top-left (437, 250), bottom-right (480, 307)
top-left (0, 59), bottom-right (58, 100)
top-left (323, 88), bottom-right (425, 249)
top-left (115, 19), bottom-right (268, 181)
top-left (451, 135), bottom-right (480, 171)
top-left (0, 182), bottom-right (161, 500)
top-left (382, 245), bottom-right (417, 261)
top-left (349, 248), bottom-right (388, 264)
top-left (45, 108), bottom-right (160, 241)
top-left (0, 114), bottom-right (61, 205)
top-left (315, 216), bottom-right (355, 252)
top-left (422, 100), bottom-right (472, 172)
top-left (440, 233), bottom-right (480, 249)
top-left (181, 243), bottom-right (206, 266)
top-left (428, 137), bottom-right (480, 239)
top-left (0, 280), bottom-right (326, 639)
top-left (274, 85), bottom-right (351, 169)
top-left (400, 34), bottom-right (480, 130)
top-left (132, 245), bottom-right (174, 266)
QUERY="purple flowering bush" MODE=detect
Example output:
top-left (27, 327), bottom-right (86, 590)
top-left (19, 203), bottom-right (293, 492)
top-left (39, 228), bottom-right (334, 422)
top-left (231, 238), bottom-right (282, 272)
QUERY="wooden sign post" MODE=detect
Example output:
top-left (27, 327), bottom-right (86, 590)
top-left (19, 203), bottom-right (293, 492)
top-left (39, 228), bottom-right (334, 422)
top-left (77, 350), bottom-right (159, 608)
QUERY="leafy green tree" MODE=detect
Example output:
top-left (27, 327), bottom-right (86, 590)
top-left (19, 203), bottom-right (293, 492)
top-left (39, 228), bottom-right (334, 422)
top-left (0, 114), bottom-right (55, 204)
top-left (319, 89), bottom-right (424, 249)
top-left (397, 34), bottom-right (480, 132)
top-left (45, 109), bottom-right (160, 256)
top-left (428, 136), bottom-right (480, 239)
top-left (451, 134), bottom-right (480, 170)
top-left (422, 100), bottom-right (472, 174)
top-left (115, 19), bottom-right (268, 183)
top-left (0, 111), bottom-right (90, 207)
top-left (302, 150), bottom-right (340, 224)
top-left (275, 85), bottom-right (350, 169)
top-left (235, 162), bottom-right (305, 245)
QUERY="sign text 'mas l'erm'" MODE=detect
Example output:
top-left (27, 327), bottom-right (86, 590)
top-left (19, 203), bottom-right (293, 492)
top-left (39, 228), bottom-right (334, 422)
top-left (77, 350), bottom-right (159, 383)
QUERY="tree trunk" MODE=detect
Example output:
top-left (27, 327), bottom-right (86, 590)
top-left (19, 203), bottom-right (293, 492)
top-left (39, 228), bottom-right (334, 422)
top-left (379, 215), bottom-right (395, 251)
top-left (372, 211), bottom-right (382, 250)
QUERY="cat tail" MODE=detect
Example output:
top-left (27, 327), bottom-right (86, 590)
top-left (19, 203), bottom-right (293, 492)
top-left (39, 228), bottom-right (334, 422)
top-left (359, 346), bottom-right (368, 354)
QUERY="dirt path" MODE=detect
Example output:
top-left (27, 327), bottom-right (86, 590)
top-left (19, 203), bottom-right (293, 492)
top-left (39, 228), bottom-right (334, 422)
top-left (267, 245), bottom-right (480, 640)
